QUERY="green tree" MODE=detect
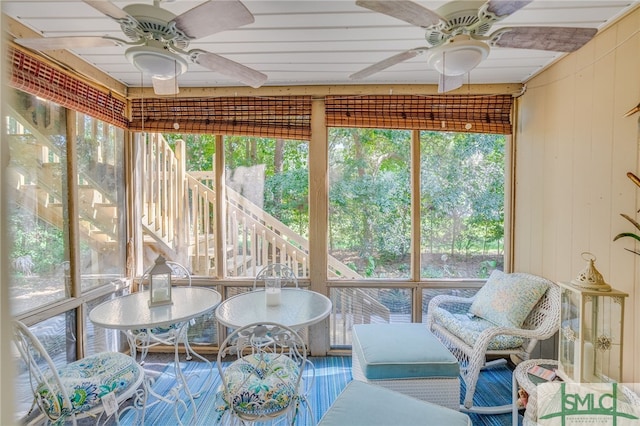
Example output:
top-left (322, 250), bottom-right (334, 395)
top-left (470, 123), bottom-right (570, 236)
top-left (421, 131), bottom-right (504, 257)
top-left (329, 128), bottom-right (411, 274)
top-left (9, 206), bottom-right (66, 275)
top-left (166, 134), bottom-right (216, 172)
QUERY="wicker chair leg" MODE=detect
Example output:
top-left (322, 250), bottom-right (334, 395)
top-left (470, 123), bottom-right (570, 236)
top-left (461, 358), bottom-right (513, 414)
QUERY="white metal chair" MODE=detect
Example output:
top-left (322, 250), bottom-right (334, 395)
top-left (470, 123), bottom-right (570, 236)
top-left (252, 263), bottom-right (299, 290)
top-left (215, 322), bottom-right (315, 425)
top-left (12, 320), bottom-right (145, 425)
top-left (131, 260), bottom-right (194, 363)
top-left (426, 272), bottom-right (561, 414)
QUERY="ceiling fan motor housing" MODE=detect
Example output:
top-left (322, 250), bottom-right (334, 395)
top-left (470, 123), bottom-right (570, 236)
top-left (121, 3), bottom-right (190, 49)
top-left (121, 4), bottom-right (192, 79)
top-left (424, 0), bottom-right (500, 47)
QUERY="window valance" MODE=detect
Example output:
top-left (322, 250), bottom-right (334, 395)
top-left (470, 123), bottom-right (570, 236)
top-left (129, 96), bottom-right (312, 140)
top-left (325, 95), bottom-right (513, 134)
top-left (8, 46), bottom-right (128, 128)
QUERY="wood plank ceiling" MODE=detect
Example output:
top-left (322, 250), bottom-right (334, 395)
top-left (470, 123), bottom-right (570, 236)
top-left (3, 1), bottom-right (639, 94)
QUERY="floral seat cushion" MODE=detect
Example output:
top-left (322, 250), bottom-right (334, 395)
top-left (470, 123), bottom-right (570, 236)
top-left (431, 307), bottom-right (525, 350)
top-left (37, 351), bottom-right (141, 416)
top-left (220, 352), bottom-right (300, 418)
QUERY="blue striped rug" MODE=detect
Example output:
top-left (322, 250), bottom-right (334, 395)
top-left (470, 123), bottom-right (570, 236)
top-left (123, 357), bottom-right (514, 425)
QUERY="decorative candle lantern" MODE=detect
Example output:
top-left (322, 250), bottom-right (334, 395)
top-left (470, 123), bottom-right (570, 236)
top-left (148, 255), bottom-right (173, 307)
top-left (557, 253), bottom-right (627, 383)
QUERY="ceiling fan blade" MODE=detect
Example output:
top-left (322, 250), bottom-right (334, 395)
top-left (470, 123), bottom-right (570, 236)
top-left (172, 0), bottom-right (255, 40)
top-left (83, 0), bottom-right (130, 20)
top-left (490, 26), bottom-right (597, 52)
top-left (485, 0), bottom-right (533, 18)
top-left (152, 77), bottom-right (179, 96)
top-left (14, 36), bottom-right (120, 51)
top-left (355, 0), bottom-right (445, 28)
top-left (192, 51), bottom-right (267, 88)
top-left (438, 74), bottom-right (464, 93)
top-left (350, 49), bottom-right (425, 80)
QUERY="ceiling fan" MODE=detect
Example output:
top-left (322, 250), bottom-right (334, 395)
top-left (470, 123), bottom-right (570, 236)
top-left (13, 0), bottom-right (268, 95)
top-left (351, 0), bottom-right (598, 92)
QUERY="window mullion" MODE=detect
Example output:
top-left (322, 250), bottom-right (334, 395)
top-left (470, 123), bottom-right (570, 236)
top-left (65, 109), bottom-right (84, 359)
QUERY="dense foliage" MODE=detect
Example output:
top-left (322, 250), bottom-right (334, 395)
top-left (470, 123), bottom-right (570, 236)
top-left (9, 208), bottom-right (66, 276)
top-left (328, 128), bottom-right (411, 274)
top-left (420, 132), bottom-right (505, 257)
top-left (329, 129), bottom-right (505, 277)
top-left (11, 128), bottom-right (503, 281)
top-left (167, 129), bottom-right (504, 278)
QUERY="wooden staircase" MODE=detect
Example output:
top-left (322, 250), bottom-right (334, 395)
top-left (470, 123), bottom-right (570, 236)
top-left (7, 104), bottom-right (119, 253)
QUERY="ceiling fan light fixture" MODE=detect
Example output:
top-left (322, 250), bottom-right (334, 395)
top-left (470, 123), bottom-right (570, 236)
top-left (427, 36), bottom-right (489, 76)
top-left (125, 45), bottom-right (188, 79)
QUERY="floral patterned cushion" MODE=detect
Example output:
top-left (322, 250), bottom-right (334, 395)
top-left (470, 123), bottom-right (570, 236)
top-left (37, 351), bottom-right (141, 417)
top-left (469, 270), bottom-right (551, 328)
top-left (432, 307), bottom-right (525, 350)
top-left (220, 352), bottom-right (300, 418)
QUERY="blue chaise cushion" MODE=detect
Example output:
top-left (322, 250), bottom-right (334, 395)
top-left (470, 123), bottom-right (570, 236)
top-left (318, 380), bottom-right (471, 426)
top-left (352, 323), bottom-right (459, 380)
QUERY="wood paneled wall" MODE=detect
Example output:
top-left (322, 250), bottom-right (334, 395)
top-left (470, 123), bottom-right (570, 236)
top-left (514, 5), bottom-right (640, 383)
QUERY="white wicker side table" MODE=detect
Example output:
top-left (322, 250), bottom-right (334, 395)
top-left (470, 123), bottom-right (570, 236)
top-left (512, 359), bottom-right (559, 426)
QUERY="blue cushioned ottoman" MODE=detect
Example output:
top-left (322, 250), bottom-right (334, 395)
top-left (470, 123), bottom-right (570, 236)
top-left (351, 323), bottom-right (460, 410)
top-left (318, 380), bottom-right (471, 426)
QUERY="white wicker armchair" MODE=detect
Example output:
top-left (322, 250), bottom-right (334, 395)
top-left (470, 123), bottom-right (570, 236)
top-left (426, 274), bottom-right (561, 414)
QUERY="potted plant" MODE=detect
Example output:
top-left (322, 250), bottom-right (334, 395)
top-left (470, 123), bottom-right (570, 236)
top-left (613, 172), bottom-right (640, 256)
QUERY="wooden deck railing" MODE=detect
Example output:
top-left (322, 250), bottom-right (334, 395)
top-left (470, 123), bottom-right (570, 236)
top-left (139, 133), bottom-right (182, 249)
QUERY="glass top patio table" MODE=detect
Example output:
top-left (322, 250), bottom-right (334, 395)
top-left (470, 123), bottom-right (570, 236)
top-left (90, 287), bottom-right (221, 330)
top-left (215, 288), bottom-right (332, 329)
